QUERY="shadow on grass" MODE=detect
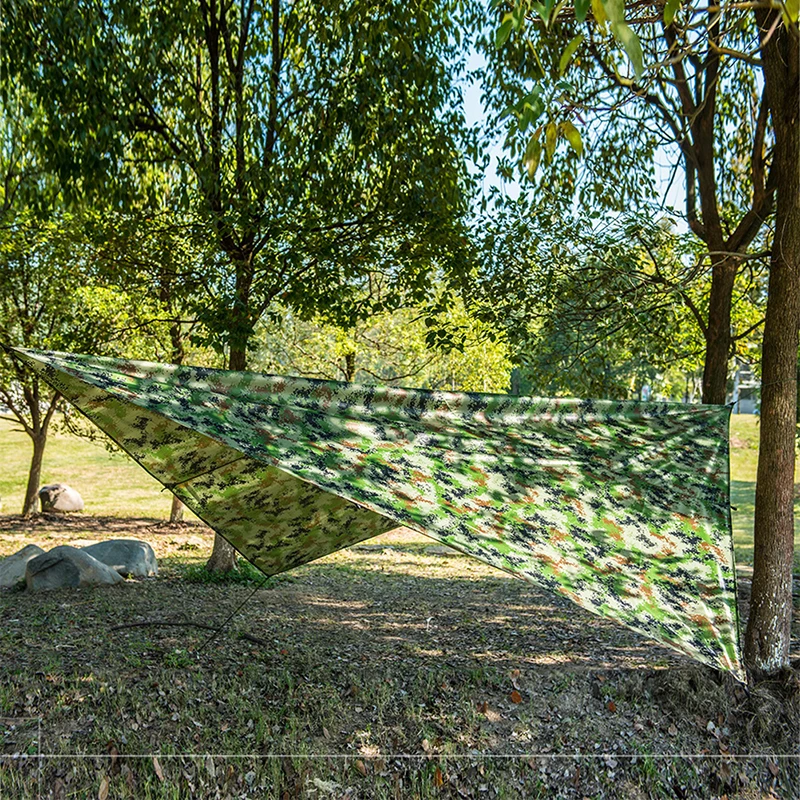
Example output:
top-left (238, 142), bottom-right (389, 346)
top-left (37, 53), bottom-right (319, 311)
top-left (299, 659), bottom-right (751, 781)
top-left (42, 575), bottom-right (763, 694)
top-left (0, 551), bottom-right (798, 799)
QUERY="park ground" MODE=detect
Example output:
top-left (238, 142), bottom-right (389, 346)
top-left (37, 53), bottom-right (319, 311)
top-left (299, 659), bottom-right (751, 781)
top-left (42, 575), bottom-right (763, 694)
top-left (0, 415), bottom-right (798, 799)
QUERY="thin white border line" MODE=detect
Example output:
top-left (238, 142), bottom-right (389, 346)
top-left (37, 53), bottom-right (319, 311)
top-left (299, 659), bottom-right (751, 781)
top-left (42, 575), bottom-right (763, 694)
top-left (4, 753), bottom-right (798, 760)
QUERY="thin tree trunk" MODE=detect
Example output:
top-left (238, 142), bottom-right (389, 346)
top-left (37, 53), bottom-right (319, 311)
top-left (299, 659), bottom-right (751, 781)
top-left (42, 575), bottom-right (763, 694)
top-left (206, 282), bottom-right (250, 573)
top-left (701, 258), bottom-right (737, 404)
top-left (343, 350), bottom-right (356, 382)
top-left (207, 340), bottom-right (241, 568)
top-left (744, 10), bottom-right (800, 678)
top-left (206, 532), bottom-right (239, 572)
top-left (22, 432), bottom-right (46, 517)
top-left (169, 493), bottom-right (185, 524)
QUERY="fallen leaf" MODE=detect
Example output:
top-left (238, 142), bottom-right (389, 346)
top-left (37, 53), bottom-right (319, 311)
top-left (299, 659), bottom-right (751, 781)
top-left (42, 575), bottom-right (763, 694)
top-left (322, 726), bottom-right (331, 739)
top-left (509, 690), bottom-right (522, 704)
top-left (355, 759), bottom-right (368, 777)
top-left (108, 744), bottom-right (119, 775)
top-left (153, 755), bottom-right (164, 781)
top-left (476, 701), bottom-right (488, 714)
top-left (668, 724), bottom-right (678, 736)
top-left (767, 760), bottom-right (779, 778)
top-left (205, 755), bottom-right (216, 778)
top-left (421, 738), bottom-right (431, 753)
top-left (433, 766), bottom-right (444, 788)
top-left (607, 701), bottom-right (617, 713)
top-left (98, 776), bottom-right (109, 800)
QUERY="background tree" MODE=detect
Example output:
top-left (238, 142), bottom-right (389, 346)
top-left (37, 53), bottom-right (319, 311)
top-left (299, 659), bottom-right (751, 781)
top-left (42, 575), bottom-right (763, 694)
top-left (481, 0), bottom-right (777, 405)
top-left (4, 0), bottom-right (474, 569)
top-left (467, 203), bottom-right (766, 399)
top-left (0, 214), bottom-right (149, 515)
top-left (86, 206), bottom-right (216, 523)
top-left (253, 295), bottom-right (512, 392)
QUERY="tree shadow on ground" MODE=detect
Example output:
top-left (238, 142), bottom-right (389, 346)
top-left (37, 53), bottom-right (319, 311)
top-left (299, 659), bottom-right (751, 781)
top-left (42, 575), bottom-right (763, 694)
top-left (1, 543), bottom-right (798, 799)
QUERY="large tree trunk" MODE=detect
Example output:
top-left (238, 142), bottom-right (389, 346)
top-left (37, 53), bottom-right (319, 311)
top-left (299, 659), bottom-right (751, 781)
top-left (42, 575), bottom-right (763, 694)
top-left (22, 432), bottom-right (47, 517)
top-left (744, 11), bottom-right (799, 678)
top-left (701, 258), bottom-right (737, 404)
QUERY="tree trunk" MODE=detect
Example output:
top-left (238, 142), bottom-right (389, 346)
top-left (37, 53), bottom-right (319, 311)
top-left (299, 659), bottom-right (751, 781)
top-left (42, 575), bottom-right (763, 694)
top-left (701, 258), bottom-right (737, 404)
top-left (22, 432), bottom-right (47, 517)
top-left (206, 533), bottom-right (239, 572)
top-left (343, 350), bottom-right (356, 382)
top-left (209, 332), bottom-right (245, 569)
top-left (169, 494), bottom-right (185, 524)
top-left (744, 11), bottom-right (800, 678)
top-left (206, 274), bottom-right (250, 572)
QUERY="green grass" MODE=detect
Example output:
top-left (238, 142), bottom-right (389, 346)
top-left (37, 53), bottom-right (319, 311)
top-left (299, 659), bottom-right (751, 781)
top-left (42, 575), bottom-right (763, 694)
top-left (728, 414), bottom-right (800, 565)
top-left (1, 414), bottom-right (799, 565)
top-left (0, 418), bottom-right (178, 519)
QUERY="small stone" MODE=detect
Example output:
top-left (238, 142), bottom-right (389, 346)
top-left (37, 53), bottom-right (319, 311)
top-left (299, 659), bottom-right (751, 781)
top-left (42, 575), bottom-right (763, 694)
top-left (38, 484), bottom-right (84, 513)
top-left (26, 546), bottom-right (123, 591)
top-left (0, 545), bottom-right (45, 589)
top-left (82, 540), bottom-right (158, 578)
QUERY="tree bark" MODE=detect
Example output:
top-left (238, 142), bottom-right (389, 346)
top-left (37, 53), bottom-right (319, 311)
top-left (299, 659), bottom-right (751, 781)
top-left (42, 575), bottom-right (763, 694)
top-left (169, 493), bottom-right (185, 524)
top-left (206, 261), bottom-right (251, 572)
top-left (206, 532), bottom-right (239, 572)
top-left (22, 432), bottom-right (47, 517)
top-left (701, 258), bottom-right (737, 404)
top-left (744, 11), bottom-right (800, 678)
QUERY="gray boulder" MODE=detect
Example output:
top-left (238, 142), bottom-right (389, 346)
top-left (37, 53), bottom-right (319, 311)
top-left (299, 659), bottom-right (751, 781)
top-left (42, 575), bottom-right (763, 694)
top-left (38, 484), bottom-right (84, 513)
top-left (0, 544), bottom-right (45, 589)
top-left (82, 539), bottom-right (158, 578)
top-left (26, 546), bottom-right (123, 591)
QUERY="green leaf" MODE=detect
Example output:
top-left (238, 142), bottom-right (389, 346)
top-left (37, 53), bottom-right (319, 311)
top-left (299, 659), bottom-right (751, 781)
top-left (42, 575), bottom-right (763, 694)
top-left (496, 17), bottom-right (514, 50)
top-left (664, 0), bottom-right (682, 25)
top-left (544, 122), bottom-right (557, 162)
top-left (591, 0), bottom-right (607, 30)
top-left (574, 0), bottom-right (591, 22)
top-left (559, 34), bottom-right (584, 75)
top-left (602, 0), bottom-right (644, 78)
top-left (615, 23), bottom-right (644, 78)
top-left (560, 120), bottom-right (583, 157)
top-left (524, 137), bottom-right (542, 179)
top-left (784, 0), bottom-right (798, 23)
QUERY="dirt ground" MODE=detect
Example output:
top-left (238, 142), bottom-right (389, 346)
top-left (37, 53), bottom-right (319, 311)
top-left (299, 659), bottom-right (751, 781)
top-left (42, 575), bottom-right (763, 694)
top-left (0, 515), bottom-right (798, 799)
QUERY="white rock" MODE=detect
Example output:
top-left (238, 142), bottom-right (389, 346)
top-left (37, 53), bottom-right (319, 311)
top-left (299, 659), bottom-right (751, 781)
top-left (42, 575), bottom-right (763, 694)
top-left (38, 484), bottom-right (85, 513)
top-left (82, 539), bottom-right (158, 578)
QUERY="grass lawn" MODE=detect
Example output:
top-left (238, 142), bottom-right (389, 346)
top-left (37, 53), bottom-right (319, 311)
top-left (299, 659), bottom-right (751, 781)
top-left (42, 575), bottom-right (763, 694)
top-left (0, 418), bottom-right (186, 521)
top-left (727, 414), bottom-right (800, 565)
top-left (0, 413), bottom-right (798, 799)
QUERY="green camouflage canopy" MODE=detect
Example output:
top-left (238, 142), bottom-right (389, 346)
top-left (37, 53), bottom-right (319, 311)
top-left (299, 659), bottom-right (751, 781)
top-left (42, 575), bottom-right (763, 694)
top-left (11, 348), bottom-right (743, 679)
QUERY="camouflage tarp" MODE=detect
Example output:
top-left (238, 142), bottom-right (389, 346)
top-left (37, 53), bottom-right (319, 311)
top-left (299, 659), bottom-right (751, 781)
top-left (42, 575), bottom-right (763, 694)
top-left (11, 348), bottom-right (743, 679)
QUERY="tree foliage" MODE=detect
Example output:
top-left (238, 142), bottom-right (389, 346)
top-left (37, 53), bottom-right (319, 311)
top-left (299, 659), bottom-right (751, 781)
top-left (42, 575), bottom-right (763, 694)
top-left (2, 0), bottom-right (473, 367)
top-left (0, 214), bottom-right (148, 514)
top-left (253, 296), bottom-right (512, 392)
top-left (479, 0), bottom-right (779, 406)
